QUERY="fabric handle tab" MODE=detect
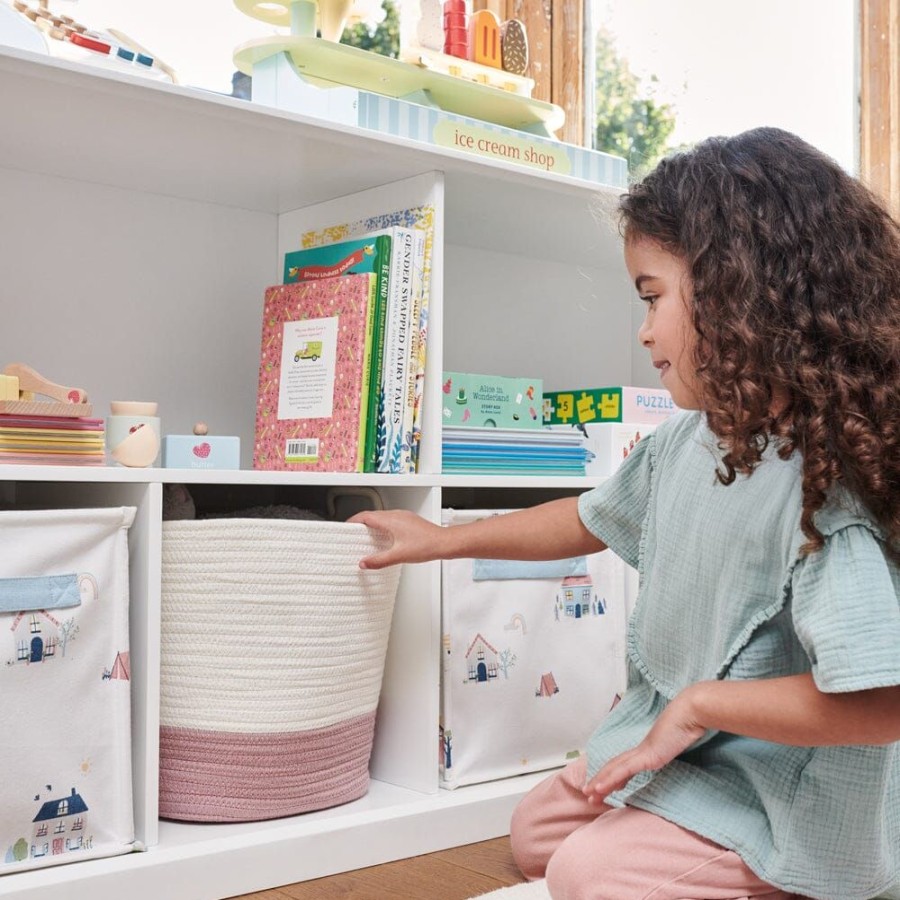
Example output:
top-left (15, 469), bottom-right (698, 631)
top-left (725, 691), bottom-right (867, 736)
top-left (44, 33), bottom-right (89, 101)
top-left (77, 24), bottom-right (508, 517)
top-left (0, 574), bottom-right (82, 612)
top-left (472, 557), bottom-right (589, 581)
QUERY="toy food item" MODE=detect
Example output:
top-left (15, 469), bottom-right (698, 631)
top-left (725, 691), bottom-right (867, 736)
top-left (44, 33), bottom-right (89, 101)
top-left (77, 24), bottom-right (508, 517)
top-left (110, 422), bottom-right (160, 467)
top-left (501, 19), bottom-right (528, 75)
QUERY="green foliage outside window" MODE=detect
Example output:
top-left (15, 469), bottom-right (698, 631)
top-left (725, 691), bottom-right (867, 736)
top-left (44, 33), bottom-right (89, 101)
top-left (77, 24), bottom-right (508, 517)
top-left (341, 0), bottom-right (400, 58)
top-left (594, 26), bottom-right (678, 177)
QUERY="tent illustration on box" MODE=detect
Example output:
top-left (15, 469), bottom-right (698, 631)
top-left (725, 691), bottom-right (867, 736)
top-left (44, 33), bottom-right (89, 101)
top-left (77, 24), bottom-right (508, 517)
top-left (103, 651), bottom-right (130, 681)
top-left (465, 633), bottom-right (499, 683)
top-left (536, 672), bottom-right (559, 697)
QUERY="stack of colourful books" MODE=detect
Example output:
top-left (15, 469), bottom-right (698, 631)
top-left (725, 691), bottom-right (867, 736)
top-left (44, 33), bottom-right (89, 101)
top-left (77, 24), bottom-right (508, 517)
top-left (254, 211), bottom-right (434, 474)
top-left (441, 426), bottom-right (591, 475)
top-left (0, 414), bottom-right (105, 465)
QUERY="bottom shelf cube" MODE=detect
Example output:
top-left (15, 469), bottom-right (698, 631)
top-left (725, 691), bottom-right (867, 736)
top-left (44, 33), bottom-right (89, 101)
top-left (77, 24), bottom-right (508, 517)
top-left (159, 518), bottom-right (401, 822)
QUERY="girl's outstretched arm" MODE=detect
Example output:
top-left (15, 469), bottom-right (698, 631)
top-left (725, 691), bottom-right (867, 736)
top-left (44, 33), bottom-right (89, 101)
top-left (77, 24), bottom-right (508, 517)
top-left (350, 497), bottom-right (607, 570)
top-left (583, 674), bottom-right (900, 802)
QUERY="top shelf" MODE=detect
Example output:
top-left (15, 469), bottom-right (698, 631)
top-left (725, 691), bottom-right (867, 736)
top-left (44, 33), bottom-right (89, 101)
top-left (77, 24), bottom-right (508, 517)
top-left (0, 47), bottom-right (624, 268)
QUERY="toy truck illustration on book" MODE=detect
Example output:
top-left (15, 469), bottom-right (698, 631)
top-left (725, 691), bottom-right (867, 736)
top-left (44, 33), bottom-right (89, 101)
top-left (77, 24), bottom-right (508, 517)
top-left (294, 341), bottom-right (323, 362)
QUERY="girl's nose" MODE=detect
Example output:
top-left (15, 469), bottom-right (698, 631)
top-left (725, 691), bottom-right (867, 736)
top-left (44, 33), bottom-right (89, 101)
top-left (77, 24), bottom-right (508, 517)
top-left (637, 317), bottom-right (652, 347)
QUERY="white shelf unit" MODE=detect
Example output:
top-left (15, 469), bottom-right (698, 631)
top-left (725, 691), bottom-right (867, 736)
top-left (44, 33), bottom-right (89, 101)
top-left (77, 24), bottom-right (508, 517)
top-left (0, 46), bottom-right (652, 900)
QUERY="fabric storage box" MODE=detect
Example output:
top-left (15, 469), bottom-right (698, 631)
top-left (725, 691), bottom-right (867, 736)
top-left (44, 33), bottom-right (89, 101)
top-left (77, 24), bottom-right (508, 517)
top-left (440, 508), bottom-right (628, 789)
top-left (0, 507), bottom-right (136, 873)
top-left (159, 518), bottom-right (401, 822)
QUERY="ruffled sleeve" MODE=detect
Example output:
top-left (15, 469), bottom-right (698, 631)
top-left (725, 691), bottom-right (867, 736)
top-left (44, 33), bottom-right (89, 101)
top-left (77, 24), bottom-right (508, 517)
top-left (578, 429), bottom-right (655, 570)
top-left (790, 523), bottom-right (900, 692)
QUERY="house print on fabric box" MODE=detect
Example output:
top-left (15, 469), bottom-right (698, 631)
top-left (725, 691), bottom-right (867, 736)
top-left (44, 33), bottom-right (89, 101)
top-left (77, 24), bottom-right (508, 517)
top-left (29, 788), bottom-right (90, 859)
top-left (465, 633), bottom-right (499, 683)
top-left (556, 575), bottom-right (607, 620)
top-left (12, 612), bottom-right (59, 664)
top-left (9, 573), bottom-right (96, 665)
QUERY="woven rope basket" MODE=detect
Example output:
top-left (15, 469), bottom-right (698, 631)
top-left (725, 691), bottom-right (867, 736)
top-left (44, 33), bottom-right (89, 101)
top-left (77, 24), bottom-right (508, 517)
top-left (158, 518), bottom-right (400, 822)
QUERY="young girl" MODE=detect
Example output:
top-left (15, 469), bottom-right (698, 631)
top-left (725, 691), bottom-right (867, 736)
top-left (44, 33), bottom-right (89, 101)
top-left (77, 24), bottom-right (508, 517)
top-left (352, 128), bottom-right (900, 900)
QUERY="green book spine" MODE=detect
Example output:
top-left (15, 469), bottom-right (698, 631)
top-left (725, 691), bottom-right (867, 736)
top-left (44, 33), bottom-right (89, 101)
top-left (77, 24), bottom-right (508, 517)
top-left (356, 273), bottom-right (379, 472)
top-left (363, 235), bottom-right (392, 472)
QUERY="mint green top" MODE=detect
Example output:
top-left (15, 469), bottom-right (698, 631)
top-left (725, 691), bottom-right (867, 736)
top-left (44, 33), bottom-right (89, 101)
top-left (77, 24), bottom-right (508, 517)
top-left (578, 411), bottom-right (900, 900)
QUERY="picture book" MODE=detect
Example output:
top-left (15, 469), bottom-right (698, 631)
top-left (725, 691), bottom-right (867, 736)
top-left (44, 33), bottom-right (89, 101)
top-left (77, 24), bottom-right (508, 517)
top-left (376, 226), bottom-right (416, 473)
top-left (295, 201), bottom-right (436, 472)
top-left (254, 273), bottom-right (377, 472)
top-left (398, 228), bottom-right (427, 473)
top-left (407, 218), bottom-right (435, 473)
top-left (282, 234), bottom-right (392, 472)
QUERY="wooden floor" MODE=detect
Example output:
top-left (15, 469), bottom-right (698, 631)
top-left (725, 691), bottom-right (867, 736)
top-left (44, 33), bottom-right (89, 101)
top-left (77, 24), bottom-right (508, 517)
top-left (229, 836), bottom-right (526, 899)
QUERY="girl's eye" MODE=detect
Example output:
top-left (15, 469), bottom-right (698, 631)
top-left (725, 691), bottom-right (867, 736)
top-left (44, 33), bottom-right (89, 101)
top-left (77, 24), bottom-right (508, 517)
top-left (639, 295), bottom-right (657, 307)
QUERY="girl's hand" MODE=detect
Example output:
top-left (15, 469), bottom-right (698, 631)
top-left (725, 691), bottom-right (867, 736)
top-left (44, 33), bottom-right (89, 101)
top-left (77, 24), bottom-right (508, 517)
top-left (583, 686), bottom-right (707, 803)
top-left (349, 509), bottom-right (446, 569)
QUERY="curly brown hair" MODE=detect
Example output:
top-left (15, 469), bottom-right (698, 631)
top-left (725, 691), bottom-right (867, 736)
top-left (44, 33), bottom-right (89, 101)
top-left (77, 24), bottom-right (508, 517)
top-left (619, 127), bottom-right (900, 558)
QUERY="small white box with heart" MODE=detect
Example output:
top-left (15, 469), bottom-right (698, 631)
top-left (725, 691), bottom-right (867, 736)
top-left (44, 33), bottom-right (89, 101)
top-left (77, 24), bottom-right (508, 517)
top-left (162, 434), bottom-right (240, 469)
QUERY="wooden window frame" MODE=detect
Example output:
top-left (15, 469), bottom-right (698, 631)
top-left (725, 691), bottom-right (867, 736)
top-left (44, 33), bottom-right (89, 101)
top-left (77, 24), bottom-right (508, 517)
top-left (861, 0), bottom-right (899, 216)
top-left (472, 2), bottom-right (898, 186)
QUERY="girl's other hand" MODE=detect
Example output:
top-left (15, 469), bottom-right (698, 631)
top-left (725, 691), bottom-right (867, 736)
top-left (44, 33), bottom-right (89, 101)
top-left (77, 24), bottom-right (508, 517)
top-left (349, 509), bottom-right (445, 569)
top-left (582, 687), bottom-right (707, 803)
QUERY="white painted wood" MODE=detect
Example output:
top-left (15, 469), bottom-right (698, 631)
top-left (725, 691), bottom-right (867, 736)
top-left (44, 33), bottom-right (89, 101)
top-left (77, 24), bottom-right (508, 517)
top-left (0, 772), bottom-right (549, 899)
top-left (0, 48), bottom-right (620, 260)
top-left (0, 167), bottom-right (276, 469)
top-left (0, 43), bottom-right (635, 899)
top-left (0, 467), bottom-right (608, 489)
top-left (368, 487), bottom-right (442, 794)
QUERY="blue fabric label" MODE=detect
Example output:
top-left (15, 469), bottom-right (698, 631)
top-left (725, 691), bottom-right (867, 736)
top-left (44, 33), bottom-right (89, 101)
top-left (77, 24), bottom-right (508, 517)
top-left (472, 557), bottom-right (588, 581)
top-left (0, 574), bottom-right (82, 612)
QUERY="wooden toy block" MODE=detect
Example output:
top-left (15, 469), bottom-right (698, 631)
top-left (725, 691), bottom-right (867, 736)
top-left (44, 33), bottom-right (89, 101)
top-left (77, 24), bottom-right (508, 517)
top-left (0, 374), bottom-right (19, 401)
top-left (501, 18), bottom-right (529, 75)
top-left (443, 0), bottom-right (467, 59)
top-left (0, 363), bottom-right (92, 416)
top-left (3, 362), bottom-right (88, 404)
top-left (468, 9), bottom-right (502, 69)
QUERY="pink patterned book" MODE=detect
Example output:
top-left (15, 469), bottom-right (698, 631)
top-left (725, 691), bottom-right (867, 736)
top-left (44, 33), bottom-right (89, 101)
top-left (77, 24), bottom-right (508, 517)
top-left (254, 273), bottom-right (377, 472)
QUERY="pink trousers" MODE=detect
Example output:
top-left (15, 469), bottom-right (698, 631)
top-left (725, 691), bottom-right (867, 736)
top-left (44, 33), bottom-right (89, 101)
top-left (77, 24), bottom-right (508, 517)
top-left (509, 758), bottom-right (804, 900)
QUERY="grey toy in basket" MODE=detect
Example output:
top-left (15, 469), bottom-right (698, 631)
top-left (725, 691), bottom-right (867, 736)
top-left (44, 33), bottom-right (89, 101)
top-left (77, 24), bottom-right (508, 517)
top-left (158, 517), bottom-right (400, 822)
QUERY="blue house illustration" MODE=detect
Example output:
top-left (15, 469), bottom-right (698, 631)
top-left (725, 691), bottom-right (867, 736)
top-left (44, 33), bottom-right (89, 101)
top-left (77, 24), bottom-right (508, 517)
top-left (31, 788), bottom-right (88, 858)
top-left (557, 575), bottom-right (594, 619)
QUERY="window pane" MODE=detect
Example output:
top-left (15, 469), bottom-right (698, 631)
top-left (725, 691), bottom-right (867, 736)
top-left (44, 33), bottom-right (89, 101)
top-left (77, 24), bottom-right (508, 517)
top-left (592, 0), bottom-right (857, 175)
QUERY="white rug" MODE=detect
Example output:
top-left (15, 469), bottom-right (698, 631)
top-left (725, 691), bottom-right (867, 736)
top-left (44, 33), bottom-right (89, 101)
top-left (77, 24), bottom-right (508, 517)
top-left (475, 880), bottom-right (551, 899)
